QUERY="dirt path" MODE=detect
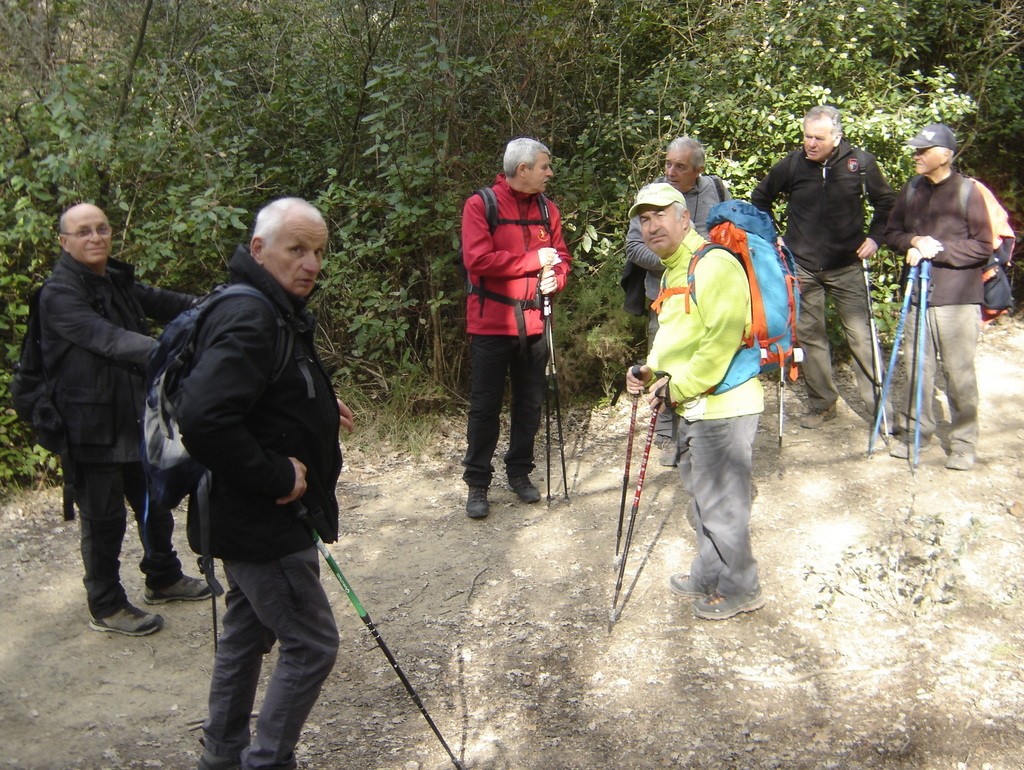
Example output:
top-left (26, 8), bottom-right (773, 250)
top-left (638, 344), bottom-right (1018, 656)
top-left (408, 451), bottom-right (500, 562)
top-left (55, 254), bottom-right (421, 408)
top-left (2, 319), bottom-right (1024, 770)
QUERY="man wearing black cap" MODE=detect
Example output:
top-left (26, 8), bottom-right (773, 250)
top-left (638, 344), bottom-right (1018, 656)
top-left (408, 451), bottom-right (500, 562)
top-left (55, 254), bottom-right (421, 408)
top-left (884, 123), bottom-right (994, 470)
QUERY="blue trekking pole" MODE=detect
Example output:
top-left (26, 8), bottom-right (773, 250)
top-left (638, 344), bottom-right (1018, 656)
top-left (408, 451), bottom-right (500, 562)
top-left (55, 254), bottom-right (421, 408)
top-left (868, 264), bottom-right (920, 455)
top-left (911, 261), bottom-right (932, 468)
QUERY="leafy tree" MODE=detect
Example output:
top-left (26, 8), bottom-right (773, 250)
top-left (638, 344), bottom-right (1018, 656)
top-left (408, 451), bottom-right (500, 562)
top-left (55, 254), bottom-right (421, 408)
top-left (2, 0), bottom-right (1021, 486)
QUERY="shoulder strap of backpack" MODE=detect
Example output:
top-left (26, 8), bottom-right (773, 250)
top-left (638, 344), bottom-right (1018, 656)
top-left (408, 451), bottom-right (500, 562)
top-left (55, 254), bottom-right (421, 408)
top-left (958, 175), bottom-right (974, 219)
top-left (853, 148), bottom-right (868, 201)
top-left (477, 186), bottom-right (551, 231)
top-left (205, 284), bottom-right (296, 385)
top-left (710, 175), bottom-right (727, 202)
top-left (477, 186), bottom-right (500, 232)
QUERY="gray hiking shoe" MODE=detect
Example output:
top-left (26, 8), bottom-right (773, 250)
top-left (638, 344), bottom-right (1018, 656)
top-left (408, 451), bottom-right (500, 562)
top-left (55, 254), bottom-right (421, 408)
top-left (144, 575), bottom-right (213, 605)
top-left (89, 604), bottom-right (164, 636)
top-left (508, 474), bottom-right (541, 503)
top-left (945, 451), bottom-right (975, 471)
top-left (197, 750), bottom-right (241, 770)
top-left (466, 486), bottom-right (490, 519)
top-left (799, 403), bottom-right (837, 429)
top-left (657, 438), bottom-right (679, 467)
top-left (668, 573), bottom-right (710, 599)
top-left (693, 587), bottom-right (766, 621)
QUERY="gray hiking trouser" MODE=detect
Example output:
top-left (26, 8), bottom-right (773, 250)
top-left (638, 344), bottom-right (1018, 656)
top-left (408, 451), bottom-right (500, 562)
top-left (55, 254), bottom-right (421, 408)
top-left (898, 303), bottom-right (980, 454)
top-left (202, 547), bottom-right (339, 770)
top-left (796, 262), bottom-right (891, 420)
top-left (677, 413), bottom-right (760, 596)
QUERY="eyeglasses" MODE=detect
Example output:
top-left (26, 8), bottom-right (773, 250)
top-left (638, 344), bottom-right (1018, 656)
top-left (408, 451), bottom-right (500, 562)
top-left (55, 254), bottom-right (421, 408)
top-left (61, 225), bottom-right (112, 239)
top-left (911, 147), bottom-right (933, 156)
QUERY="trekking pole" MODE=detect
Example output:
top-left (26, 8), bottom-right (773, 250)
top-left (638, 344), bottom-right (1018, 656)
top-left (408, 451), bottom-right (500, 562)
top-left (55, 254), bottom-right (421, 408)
top-left (862, 258), bottom-right (889, 439)
top-left (911, 261), bottom-right (932, 468)
top-left (609, 372), bottom-right (669, 629)
top-left (296, 507), bottom-right (464, 770)
top-left (777, 355), bottom-right (785, 448)
top-left (868, 264), bottom-right (919, 456)
top-left (543, 295), bottom-right (569, 502)
top-left (613, 366), bottom-right (642, 564)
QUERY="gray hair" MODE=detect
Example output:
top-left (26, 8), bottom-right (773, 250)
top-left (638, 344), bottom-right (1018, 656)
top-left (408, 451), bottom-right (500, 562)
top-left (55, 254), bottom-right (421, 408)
top-left (503, 138), bottom-right (551, 177)
top-left (252, 198), bottom-right (325, 243)
top-left (666, 136), bottom-right (706, 170)
top-left (804, 105), bottom-right (843, 139)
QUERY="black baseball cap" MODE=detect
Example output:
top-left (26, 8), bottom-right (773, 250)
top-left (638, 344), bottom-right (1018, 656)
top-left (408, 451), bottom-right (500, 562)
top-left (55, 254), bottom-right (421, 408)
top-left (906, 123), bottom-right (957, 152)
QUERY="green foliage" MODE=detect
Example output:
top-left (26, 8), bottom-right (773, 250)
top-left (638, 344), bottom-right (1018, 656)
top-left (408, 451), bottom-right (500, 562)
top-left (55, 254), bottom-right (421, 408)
top-left (2, 0), bottom-right (1022, 484)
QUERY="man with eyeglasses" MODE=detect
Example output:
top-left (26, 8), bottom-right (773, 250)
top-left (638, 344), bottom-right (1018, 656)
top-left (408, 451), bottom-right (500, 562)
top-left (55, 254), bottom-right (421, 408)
top-left (884, 123), bottom-right (994, 471)
top-left (38, 202), bottom-right (211, 637)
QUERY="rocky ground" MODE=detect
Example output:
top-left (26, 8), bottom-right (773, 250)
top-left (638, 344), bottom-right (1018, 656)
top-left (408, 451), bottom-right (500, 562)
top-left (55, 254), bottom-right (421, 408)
top-left (2, 317), bottom-right (1024, 770)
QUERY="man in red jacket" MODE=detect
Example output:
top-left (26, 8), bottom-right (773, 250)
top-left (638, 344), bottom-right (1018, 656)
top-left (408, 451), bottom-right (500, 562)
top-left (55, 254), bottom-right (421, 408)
top-left (460, 138), bottom-right (572, 518)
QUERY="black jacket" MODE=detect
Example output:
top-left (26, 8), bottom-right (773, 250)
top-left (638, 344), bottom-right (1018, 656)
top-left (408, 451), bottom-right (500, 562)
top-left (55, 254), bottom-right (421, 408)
top-left (751, 140), bottom-right (895, 272)
top-left (39, 252), bottom-right (195, 463)
top-left (178, 245), bottom-right (342, 561)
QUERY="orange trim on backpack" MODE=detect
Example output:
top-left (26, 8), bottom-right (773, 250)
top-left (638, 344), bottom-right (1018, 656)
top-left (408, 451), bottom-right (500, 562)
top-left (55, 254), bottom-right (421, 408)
top-left (708, 222), bottom-right (769, 345)
top-left (651, 285), bottom-right (691, 315)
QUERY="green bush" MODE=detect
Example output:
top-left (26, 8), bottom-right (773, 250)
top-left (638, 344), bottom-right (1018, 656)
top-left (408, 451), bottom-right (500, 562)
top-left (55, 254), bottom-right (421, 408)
top-left (2, 0), bottom-right (1020, 486)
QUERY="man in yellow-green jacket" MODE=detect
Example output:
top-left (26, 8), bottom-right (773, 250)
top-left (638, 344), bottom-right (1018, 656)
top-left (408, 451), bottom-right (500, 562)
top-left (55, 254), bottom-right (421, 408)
top-left (625, 183), bottom-right (765, 621)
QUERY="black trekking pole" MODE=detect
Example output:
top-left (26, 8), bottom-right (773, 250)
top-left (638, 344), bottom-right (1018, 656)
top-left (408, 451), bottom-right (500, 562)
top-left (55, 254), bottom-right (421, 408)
top-left (609, 372), bottom-right (669, 629)
top-left (296, 507), bottom-right (465, 770)
top-left (911, 260), bottom-right (932, 468)
top-left (543, 295), bottom-right (569, 502)
top-left (613, 366), bottom-right (642, 564)
top-left (862, 258), bottom-right (889, 440)
top-left (868, 263), bottom-right (919, 456)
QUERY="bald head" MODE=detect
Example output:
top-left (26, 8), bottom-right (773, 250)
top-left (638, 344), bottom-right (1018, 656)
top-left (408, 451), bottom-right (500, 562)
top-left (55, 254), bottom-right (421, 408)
top-left (59, 203), bottom-right (112, 274)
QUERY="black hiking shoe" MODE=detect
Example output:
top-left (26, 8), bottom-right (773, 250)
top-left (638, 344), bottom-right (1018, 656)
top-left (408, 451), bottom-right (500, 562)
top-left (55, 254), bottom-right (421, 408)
top-left (466, 486), bottom-right (489, 519)
top-left (508, 475), bottom-right (541, 503)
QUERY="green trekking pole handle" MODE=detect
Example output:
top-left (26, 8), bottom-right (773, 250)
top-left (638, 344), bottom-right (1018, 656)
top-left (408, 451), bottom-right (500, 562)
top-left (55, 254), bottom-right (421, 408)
top-left (294, 505), bottom-right (465, 770)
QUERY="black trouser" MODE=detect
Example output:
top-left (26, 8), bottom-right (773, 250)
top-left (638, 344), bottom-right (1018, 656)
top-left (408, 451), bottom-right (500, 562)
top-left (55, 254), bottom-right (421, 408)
top-left (73, 461), bottom-right (184, 618)
top-left (462, 333), bottom-right (547, 488)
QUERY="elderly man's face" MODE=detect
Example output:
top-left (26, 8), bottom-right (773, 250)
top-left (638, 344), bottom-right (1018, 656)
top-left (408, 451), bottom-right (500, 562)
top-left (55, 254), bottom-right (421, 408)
top-left (912, 145), bottom-right (953, 180)
top-left (664, 148), bottom-right (702, 194)
top-left (251, 212), bottom-right (328, 298)
top-left (638, 204), bottom-right (691, 259)
top-left (803, 117), bottom-right (839, 163)
top-left (60, 204), bottom-right (112, 275)
top-left (516, 153), bottom-right (554, 195)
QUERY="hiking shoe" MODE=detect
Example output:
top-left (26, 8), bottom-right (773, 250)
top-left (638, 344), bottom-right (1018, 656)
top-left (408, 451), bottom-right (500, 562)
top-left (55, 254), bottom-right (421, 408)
top-left (466, 486), bottom-right (490, 519)
top-left (89, 604), bottom-right (164, 636)
top-left (668, 573), bottom-right (710, 599)
top-left (945, 451), bottom-right (975, 471)
top-left (144, 575), bottom-right (213, 605)
top-left (890, 438), bottom-right (930, 460)
top-left (889, 441), bottom-right (910, 459)
top-left (799, 403), bottom-right (837, 429)
top-left (693, 587), bottom-right (765, 621)
top-left (657, 439), bottom-right (679, 467)
top-left (197, 751), bottom-right (241, 770)
top-left (508, 475), bottom-right (541, 504)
